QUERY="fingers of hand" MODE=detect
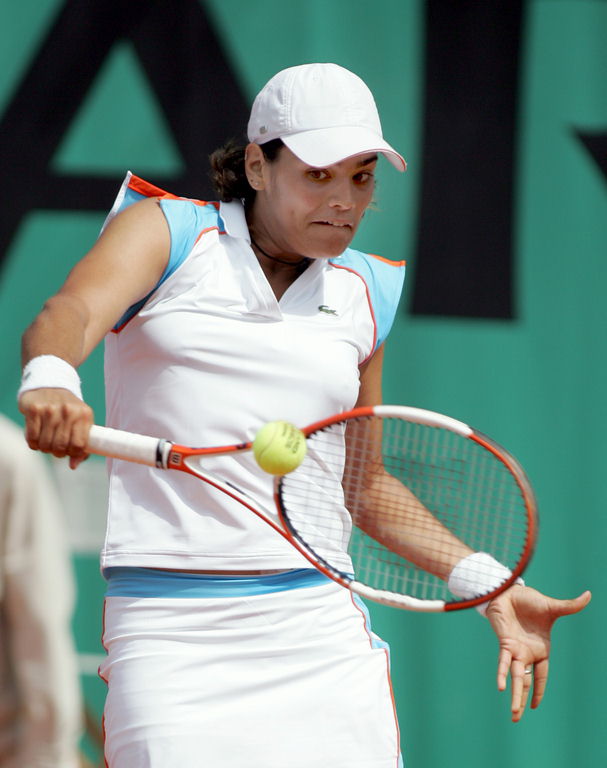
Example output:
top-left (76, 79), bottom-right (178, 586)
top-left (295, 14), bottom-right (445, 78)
top-left (568, 590), bottom-right (593, 614)
top-left (496, 648), bottom-right (512, 692)
top-left (547, 590), bottom-right (593, 620)
top-left (530, 659), bottom-right (549, 710)
top-left (498, 651), bottom-right (542, 722)
top-left (510, 660), bottom-right (533, 721)
top-left (23, 407), bottom-right (42, 450)
top-left (21, 390), bottom-right (93, 459)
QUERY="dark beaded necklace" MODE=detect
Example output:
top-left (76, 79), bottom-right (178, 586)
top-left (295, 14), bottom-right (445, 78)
top-left (251, 237), bottom-right (310, 268)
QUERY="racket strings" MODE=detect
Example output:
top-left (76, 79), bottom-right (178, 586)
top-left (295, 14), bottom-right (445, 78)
top-left (279, 415), bottom-right (532, 602)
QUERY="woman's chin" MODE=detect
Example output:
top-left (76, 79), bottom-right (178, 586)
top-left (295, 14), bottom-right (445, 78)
top-left (306, 229), bottom-right (355, 258)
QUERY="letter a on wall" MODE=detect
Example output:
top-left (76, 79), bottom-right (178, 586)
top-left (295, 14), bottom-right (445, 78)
top-left (0, 0), bottom-right (249, 273)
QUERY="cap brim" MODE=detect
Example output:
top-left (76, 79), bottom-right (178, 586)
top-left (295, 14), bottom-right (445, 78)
top-left (281, 126), bottom-right (406, 172)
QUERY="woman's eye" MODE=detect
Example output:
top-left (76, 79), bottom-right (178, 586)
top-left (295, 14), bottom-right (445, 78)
top-left (307, 169), bottom-right (329, 181)
top-left (354, 171), bottom-right (374, 184)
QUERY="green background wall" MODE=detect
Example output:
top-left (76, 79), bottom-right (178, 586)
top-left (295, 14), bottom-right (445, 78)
top-left (0, 1), bottom-right (605, 765)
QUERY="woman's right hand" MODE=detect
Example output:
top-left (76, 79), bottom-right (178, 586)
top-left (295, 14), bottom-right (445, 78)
top-left (19, 388), bottom-right (94, 469)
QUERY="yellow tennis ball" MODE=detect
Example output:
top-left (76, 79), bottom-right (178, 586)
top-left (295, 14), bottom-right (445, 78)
top-left (253, 421), bottom-right (307, 475)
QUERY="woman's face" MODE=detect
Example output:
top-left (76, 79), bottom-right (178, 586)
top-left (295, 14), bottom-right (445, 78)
top-left (247, 145), bottom-right (377, 260)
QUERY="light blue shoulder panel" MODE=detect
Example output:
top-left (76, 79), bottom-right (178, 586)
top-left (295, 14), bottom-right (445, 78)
top-left (329, 249), bottom-right (406, 351)
top-left (106, 177), bottom-right (223, 329)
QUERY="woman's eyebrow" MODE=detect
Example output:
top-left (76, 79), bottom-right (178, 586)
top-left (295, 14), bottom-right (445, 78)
top-left (356, 154), bottom-right (379, 167)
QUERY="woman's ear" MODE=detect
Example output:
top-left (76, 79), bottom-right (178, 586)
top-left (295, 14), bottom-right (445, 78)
top-left (244, 143), bottom-right (267, 191)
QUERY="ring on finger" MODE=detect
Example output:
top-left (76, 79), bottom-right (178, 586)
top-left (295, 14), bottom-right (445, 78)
top-left (524, 667), bottom-right (533, 675)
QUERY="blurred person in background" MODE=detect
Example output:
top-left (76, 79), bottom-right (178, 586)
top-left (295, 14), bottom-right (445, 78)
top-left (0, 413), bottom-right (82, 767)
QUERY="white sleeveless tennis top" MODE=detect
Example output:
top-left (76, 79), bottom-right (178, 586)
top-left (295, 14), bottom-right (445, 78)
top-left (100, 173), bottom-right (405, 572)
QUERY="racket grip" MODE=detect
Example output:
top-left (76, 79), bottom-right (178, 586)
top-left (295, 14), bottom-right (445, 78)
top-left (88, 425), bottom-right (169, 467)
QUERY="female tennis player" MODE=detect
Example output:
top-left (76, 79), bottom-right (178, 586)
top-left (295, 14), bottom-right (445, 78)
top-left (18, 63), bottom-right (590, 767)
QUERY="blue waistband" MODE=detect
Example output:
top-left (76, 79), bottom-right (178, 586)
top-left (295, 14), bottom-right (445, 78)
top-left (104, 567), bottom-right (332, 598)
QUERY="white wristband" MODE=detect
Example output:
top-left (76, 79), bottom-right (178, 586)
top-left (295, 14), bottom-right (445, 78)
top-left (448, 552), bottom-right (524, 616)
top-left (18, 355), bottom-right (83, 401)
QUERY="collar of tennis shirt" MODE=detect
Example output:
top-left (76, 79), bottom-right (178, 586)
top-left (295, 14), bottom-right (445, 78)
top-left (219, 199), bottom-right (251, 241)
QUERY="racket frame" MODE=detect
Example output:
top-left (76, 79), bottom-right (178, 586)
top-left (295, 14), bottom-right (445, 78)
top-left (275, 404), bottom-right (538, 612)
top-left (87, 424), bottom-right (323, 565)
top-left (88, 403), bottom-right (538, 613)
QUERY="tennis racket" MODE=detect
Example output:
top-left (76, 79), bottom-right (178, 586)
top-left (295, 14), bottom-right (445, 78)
top-left (87, 404), bottom-right (537, 612)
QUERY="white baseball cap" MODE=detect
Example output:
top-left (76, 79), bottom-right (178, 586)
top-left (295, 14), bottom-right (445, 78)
top-left (247, 63), bottom-right (406, 172)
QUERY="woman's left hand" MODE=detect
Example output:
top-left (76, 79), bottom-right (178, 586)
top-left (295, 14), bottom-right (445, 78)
top-left (485, 584), bottom-right (591, 722)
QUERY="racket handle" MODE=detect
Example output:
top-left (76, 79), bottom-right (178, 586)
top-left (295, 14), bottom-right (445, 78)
top-left (88, 425), bottom-right (170, 468)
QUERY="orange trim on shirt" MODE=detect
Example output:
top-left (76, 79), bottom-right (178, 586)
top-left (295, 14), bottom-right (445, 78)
top-left (127, 174), bottom-right (220, 210)
top-left (329, 262), bottom-right (378, 362)
top-left (194, 225), bottom-right (227, 244)
top-left (368, 253), bottom-right (406, 267)
top-left (128, 174), bottom-right (174, 199)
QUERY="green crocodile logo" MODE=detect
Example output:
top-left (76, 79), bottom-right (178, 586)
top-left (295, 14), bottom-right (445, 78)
top-left (318, 305), bottom-right (338, 316)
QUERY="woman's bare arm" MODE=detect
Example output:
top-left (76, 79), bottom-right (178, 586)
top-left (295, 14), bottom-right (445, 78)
top-left (22, 197), bottom-right (170, 365)
top-left (19, 197), bottom-right (170, 465)
top-left (353, 345), bottom-right (472, 579)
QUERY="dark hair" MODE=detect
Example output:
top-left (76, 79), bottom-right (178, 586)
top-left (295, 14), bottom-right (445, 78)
top-left (208, 138), bottom-right (284, 204)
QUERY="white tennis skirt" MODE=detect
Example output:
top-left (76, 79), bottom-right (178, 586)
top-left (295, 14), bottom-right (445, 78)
top-left (99, 569), bottom-right (402, 768)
